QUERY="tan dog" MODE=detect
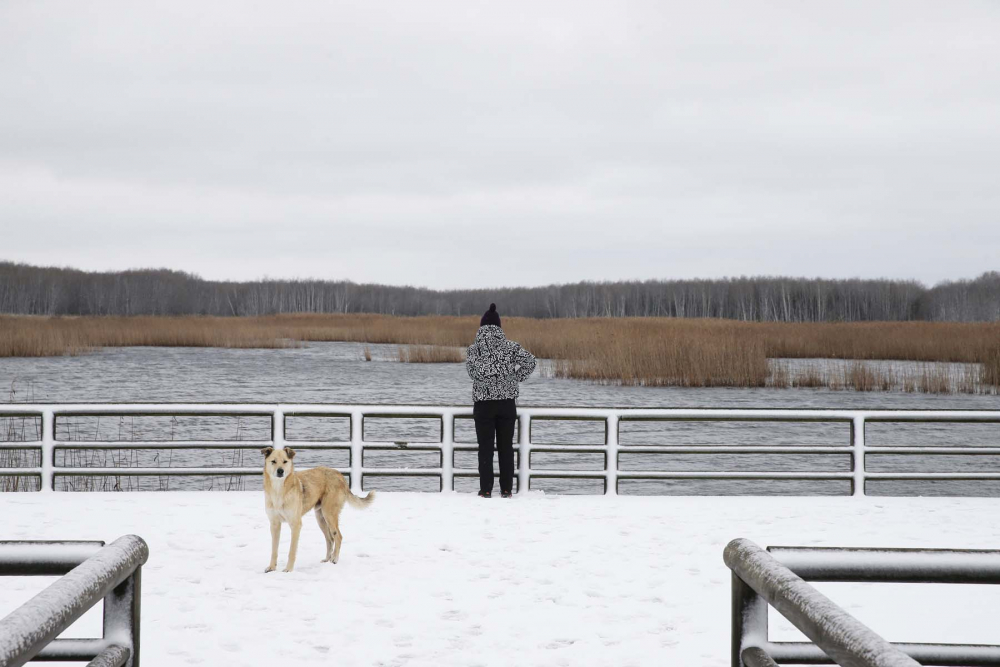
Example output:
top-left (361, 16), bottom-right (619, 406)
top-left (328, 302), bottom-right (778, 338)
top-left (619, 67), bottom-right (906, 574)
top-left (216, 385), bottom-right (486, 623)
top-left (261, 446), bottom-right (375, 572)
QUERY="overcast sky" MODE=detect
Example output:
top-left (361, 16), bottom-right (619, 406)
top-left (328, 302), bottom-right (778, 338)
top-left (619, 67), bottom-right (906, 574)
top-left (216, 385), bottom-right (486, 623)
top-left (1, 1), bottom-right (998, 289)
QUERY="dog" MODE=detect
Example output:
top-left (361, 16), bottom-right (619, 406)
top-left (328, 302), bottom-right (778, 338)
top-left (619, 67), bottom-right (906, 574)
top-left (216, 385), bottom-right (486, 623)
top-left (261, 446), bottom-right (375, 572)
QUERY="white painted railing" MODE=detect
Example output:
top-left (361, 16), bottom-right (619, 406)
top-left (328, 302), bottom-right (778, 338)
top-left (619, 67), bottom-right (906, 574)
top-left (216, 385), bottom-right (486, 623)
top-left (3, 404), bottom-right (1000, 495)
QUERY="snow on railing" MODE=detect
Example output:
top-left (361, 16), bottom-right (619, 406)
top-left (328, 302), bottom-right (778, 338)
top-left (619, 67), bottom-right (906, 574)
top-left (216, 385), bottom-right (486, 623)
top-left (2, 404), bottom-right (1000, 494)
top-left (0, 535), bottom-right (148, 667)
top-left (725, 538), bottom-right (1000, 667)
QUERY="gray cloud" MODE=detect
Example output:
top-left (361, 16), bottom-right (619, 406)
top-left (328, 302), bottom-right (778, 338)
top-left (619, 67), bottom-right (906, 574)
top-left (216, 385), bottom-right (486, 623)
top-left (1, 0), bottom-right (998, 288)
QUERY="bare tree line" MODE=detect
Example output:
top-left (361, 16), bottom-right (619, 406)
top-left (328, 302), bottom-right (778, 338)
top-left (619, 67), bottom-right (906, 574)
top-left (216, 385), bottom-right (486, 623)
top-left (1, 260), bottom-right (999, 321)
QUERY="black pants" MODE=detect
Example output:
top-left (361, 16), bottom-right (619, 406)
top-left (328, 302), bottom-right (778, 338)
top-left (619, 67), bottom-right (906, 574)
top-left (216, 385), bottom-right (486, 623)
top-left (473, 399), bottom-right (517, 493)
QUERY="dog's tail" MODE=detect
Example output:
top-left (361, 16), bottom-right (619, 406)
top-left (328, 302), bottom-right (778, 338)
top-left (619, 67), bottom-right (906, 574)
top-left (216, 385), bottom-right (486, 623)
top-left (347, 488), bottom-right (376, 509)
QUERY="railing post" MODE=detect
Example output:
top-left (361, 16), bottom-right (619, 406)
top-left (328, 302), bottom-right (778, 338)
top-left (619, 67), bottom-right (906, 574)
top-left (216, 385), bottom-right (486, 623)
top-left (441, 412), bottom-right (454, 493)
top-left (41, 410), bottom-right (55, 492)
top-left (272, 408), bottom-right (285, 449)
top-left (103, 566), bottom-right (141, 667)
top-left (852, 416), bottom-right (866, 497)
top-left (606, 414), bottom-right (619, 495)
top-left (517, 414), bottom-right (531, 494)
top-left (350, 410), bottom-right (363, 494)
top-left (732, 571), bottom-right (768, 667)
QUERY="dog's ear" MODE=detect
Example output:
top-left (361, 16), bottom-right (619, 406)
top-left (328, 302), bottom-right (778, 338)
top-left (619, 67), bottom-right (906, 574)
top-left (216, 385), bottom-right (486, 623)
top-left (260, 446), bottom-right (273, 457)
top-left (284, 447), bottom-right (296, 460)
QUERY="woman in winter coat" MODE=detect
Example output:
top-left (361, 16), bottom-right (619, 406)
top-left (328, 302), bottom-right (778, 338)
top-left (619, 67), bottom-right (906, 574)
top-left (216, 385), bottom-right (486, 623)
top-left (466, 304), bottom-right (536, 498)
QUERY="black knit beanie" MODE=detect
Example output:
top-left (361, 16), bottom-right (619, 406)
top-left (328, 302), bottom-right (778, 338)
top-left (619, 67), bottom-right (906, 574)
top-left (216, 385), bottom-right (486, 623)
top-left (480, 303), bottom-right (501, 328)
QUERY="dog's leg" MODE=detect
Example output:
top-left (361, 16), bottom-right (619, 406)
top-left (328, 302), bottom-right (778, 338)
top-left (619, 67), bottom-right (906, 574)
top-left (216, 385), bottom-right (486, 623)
top-left (265, 519), bottom-right (281, 573)
top-left (331, 518), bottom-right (343, 564)
top-left (316, 510), bottom-right (334, 562)
top-left (284, 519), bottom-right (302, 572)
top-left (322, 497), bottom-right (345, 564)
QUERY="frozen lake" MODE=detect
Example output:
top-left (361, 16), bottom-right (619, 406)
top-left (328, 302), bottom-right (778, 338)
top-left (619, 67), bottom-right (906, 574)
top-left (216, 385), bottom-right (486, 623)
top-left (2, 343), bottom-right (1000, 495)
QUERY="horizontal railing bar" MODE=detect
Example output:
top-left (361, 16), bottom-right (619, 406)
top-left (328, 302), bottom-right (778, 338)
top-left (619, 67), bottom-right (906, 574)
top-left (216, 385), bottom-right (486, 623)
top-left (53, 441), bottom-right (274, 449)
top-left (453, 470), bottom-right (522, 477)
top-left (0, 542), bottom-right (105, 575)
top-left (524, 445), bottom-right (608, 453)
top-left (38, 468), bottom-right (1000, 481)
top-left (31, 443), bottom-right (1000, 455)
top-left (619, 446), bottom-right (851, 454)
top-left (360, 469), bottom-right (444, 476)
top-left (515, 470), bottom-right (608, 479)
top-left (865, 473), bottom-right (1000, 480)
top-left (521, 470), bottom-right (851, 480)
top-left (48, 467), bottom-right (473, 477)
top-left (53, 467), bottom-right (266, 476)
top-left (45, 441), bottom-right (508, 451)
top-left (35, 637), bottom-right (111, 661)
top-left (0, 536), bottom-right (148, 667)
top-left (38, 468), bottom-right (860, 479)
top-left (5, 404), bottom-right (1000, 421)
top-left (618, 471), bottom-right (854, 480)
top-left (21, 443), bottom-right (1000, 455)
top-left (866, 447), bottom-right (1000, 455)
top-left (25, 443), bottom-right (861, 454)
top-left (768, 546), bottom-right (1000, 583)
top-left (767, 641), bottom-right (1000, 666)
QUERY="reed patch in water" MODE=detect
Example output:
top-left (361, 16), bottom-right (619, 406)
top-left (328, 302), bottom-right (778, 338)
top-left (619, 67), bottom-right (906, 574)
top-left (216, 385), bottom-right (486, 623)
top-left (396, 345), bottom-right (465, 363)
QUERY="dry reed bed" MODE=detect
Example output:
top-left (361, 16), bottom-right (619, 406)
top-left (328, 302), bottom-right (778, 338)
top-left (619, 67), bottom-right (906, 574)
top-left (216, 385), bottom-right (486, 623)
top-left (396, 345), bottom-right (466, 363)
top-left (2, 314), bottom-right (999, 392)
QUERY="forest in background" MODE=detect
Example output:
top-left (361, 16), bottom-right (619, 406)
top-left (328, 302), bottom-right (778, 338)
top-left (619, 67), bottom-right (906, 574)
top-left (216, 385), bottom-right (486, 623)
top-left (2, 260), bottom-right (999, 322)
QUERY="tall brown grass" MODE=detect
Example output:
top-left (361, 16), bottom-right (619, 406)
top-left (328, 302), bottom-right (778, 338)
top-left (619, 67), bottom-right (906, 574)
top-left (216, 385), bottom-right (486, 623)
top-left (0, 315), bottom-right (294, 357)
top-left (758, 321), bottom-right (1000, 363)
top-left (984, 346), bottom-right (1000, 388)
top-left (3, 314), bottom-right (1000, 392)
top-left (396, 345), bottom-right (465, 363)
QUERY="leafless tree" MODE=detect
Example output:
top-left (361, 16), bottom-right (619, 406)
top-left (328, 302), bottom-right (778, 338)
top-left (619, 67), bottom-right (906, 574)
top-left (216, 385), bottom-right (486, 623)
top-left (1, 260), bottom-right (998, 322)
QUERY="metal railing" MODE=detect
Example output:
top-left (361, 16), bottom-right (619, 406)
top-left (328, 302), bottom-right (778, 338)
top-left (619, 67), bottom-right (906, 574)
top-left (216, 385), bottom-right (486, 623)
top-left (0, 535), bottom-right (148, 667)
top-left (2, 404), bottom-right (1000, 494)
top-left (726, 538), bottom-right (1000, 667)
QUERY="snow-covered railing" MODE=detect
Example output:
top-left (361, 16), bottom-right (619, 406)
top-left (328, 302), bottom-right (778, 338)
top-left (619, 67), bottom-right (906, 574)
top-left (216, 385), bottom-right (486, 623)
top-left (3, 404), bottom-right (1000, 495)
top-left (0, 535), bottom-right (148, 667)
top-left (725, 538), bottom-right (1000, 667)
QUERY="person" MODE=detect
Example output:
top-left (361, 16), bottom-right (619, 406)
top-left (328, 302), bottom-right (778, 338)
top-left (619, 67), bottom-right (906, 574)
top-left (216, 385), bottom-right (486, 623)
top-left (466, 303), bottom-right (536, 498)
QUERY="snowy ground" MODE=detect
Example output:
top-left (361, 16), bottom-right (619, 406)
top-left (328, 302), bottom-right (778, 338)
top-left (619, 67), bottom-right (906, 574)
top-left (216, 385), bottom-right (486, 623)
top-left (1, 492), bottom-right (999, 667)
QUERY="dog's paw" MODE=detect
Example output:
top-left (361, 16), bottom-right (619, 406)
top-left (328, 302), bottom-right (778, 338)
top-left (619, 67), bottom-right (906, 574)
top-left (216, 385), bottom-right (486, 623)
top-left (282, 567), bottom-right (294, 573)
top-left (264, 565), bottom-right (275, 573)
top-left (321, 557), bottom-right (330, 563)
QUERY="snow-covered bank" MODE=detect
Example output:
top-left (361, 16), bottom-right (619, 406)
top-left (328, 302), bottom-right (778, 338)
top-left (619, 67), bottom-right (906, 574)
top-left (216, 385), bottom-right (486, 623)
top-left (1, 493), bottom-right (998, 667)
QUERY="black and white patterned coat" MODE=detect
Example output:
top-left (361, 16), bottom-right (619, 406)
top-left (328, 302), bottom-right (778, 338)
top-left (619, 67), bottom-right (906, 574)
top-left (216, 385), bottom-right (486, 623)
top-left (466, 325), bottom-right (537, 402)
